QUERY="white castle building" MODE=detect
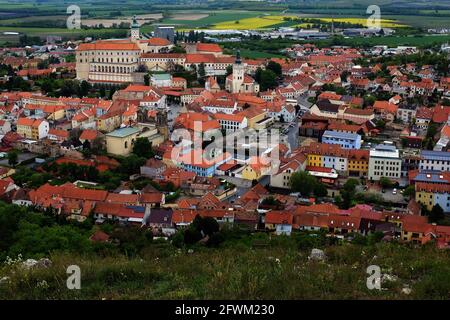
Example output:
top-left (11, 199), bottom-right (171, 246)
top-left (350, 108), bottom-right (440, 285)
top-left (75, 16), bottom-right (173, 84)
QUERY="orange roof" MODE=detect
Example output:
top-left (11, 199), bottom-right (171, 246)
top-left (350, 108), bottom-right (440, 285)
top-left (140, 53), bottom-right (185, 59)
top-left (172, 209), bottom-right (197, 224)
top-left (327, 122), bottom-right (361, 133)
top-left (196, 43), bottom-right (222, 53)
top-left (306, 142), bottom-right (349, 158)
top-left (94, 202), bottom-right (143, 219)
top-left (441, 125), bottom-right (450, 138)
top-left (416, 182), bottom-right (450, 194)
top-left (140, 192), bottom-right (164, 204)
top-left (348, 149), bottom-right (369, 161)
top-left (213, 113), bottom-right (245, 123)
top-left (79, 129), bottom-right (99, 141)
top-left (146, 37), bottom-right (171, 46)
top-left (373, 101), bottom-right (398, 114)
top-left (416, 107), bottom-right (433, 120)
top-left (265, 211), bottom-right (293, 225)
top-left (318, 91), bottom-right (342, 101)
top-left (17, 117), bottom-right (44, 127)
top-left (77, 40), bottom-right (140, 51)
top-left (30, 183), bottom-right (108, 203)
top-left (185, 53), bottom-right (217, 64)
top-left (48, 129), bottom-right (69, 138)
top-left (175, 112), bottom-right (220, 132)
top-left (401, 215), bottom-right (433, 234)
top-left (123, 84), bottom-right (151, 92)
top-left (105, 193), bottom-right (139, 204)
top-left (433, 105), bottom-right (450, 123)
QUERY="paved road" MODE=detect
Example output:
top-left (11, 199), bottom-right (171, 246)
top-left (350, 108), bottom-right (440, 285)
top-left (297, 94), bottom-right (313, 110)
top-left (286, 120), bottom-right (299, 150)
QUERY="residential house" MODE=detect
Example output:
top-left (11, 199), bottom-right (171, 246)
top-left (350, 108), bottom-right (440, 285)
top-left (16, 117), bottom-right (49, 140)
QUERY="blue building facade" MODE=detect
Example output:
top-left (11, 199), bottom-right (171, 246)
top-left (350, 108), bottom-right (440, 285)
top-left (321, 130), bottom-right (361, 149)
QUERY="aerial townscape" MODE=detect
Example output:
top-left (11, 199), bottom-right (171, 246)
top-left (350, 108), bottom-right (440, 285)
top-left (1, 0), bottom-right (450, 301)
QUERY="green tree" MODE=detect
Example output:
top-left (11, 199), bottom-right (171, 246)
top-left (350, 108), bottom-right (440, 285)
top-left (79, 80), bottom-right (91, 97)
top-left (132, 137), bottom-right (154, 159)
top-left (7, 150), bottom-right (18, 167)
top-left (192, 215), bottom-right (220, 237)
top-left (255, 68), bottom-right (277, 91)
top-left (118, 154), bottom-right (146, 175)
top-left (313, 182), bottom-right (328, 198)
top-left (340, 178), bottom-right (359, 209)
top-left (266, 61), bottom-right (282, 77)
top-left (379, 177), bottom-right (392, 189)
top-left (403, 185), bottom-right (415, 199)
top-left (110, 225), bottom-right (152, 256)
top-left (198, 62), bottom-right (206, 79)
top-left (428, 204), bottom-right (445, 224)
top-left (289, 171), bottom-right (317, 197)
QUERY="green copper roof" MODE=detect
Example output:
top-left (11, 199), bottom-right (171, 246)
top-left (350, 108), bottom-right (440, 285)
top-left (131, 15), bottom-right (140, 28)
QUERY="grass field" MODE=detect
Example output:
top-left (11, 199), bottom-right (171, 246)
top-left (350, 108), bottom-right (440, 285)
top-left (326, 34), bottom-right (450, 47)
top-left (225, 48), bottom-right (285, 59)
top-left (1, 241), bottom-right (450, 300)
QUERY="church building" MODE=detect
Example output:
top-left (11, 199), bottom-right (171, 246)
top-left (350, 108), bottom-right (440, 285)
top-left (225, 51), bottom-right (259, 94)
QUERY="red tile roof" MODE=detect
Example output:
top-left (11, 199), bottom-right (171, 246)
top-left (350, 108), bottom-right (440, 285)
top-left (77, 40), bottom-right (140, 51)
top-left (146, 37), bottom-right (171, 46)
top-left (265, 211), bottom-right (293, 225)
top-left (196, 43), bottom-right (222, 53)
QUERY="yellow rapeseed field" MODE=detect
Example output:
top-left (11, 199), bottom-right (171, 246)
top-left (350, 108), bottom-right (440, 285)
top-left (303, 18), bottom-right (406, 28)
top-left (212, 15), bottom-right (407, 30)
top-left (212, 15), bottom-right (296, 30)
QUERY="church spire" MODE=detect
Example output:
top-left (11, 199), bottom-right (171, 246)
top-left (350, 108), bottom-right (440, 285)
top-left (130, 15), bottom-right (140, 41)
top-left (235, 49), bottom-right (241, 64)
top-left (131, 15), bottom-right (139, 29)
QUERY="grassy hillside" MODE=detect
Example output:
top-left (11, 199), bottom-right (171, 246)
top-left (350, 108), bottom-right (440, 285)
top-left (1, 239), bottom-right (450, 300)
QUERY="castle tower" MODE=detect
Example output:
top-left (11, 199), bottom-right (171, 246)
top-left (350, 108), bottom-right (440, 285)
top-left (232, 50), bottom-right (245, 93)
top-left (131, 15), bottom-right (140, 42)
top-left (156, 109), bottom-right (169, 140)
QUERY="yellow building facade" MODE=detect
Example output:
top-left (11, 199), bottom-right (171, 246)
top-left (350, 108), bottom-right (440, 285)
top-left (105, 127), bottom-right (140, 156)
top-left (307, 154), bottom-right (323, 167)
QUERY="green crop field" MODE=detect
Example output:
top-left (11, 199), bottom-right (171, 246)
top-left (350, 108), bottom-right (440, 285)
top-left (324, 34), bottom-right (450, 48)
top-left (0, 26), bottom-right (127, 39)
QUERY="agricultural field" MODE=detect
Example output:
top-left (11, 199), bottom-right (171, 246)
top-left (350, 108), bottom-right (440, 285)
top-left (202, 15), bottom-right (408, 31)
top-left (156, 10), bottom-right (265, 30)
top-left (82, 14), bottom-right (163, 28)
top-left (317, 34), bottom-right (450, 48)
top-left (314, 18), bottom-right (406, 28)
top-left (0, 26), bottom-right (127, 39)
top-left (212, 15), bottom-right (295, 30)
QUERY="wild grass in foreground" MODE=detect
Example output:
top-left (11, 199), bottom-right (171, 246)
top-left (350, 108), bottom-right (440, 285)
top-left (1, 241), bottom-right (449, 300)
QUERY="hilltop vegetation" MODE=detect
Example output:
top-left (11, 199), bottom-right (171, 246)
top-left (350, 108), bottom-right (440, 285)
top-left (0, 202), bottom-right (450, 299)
